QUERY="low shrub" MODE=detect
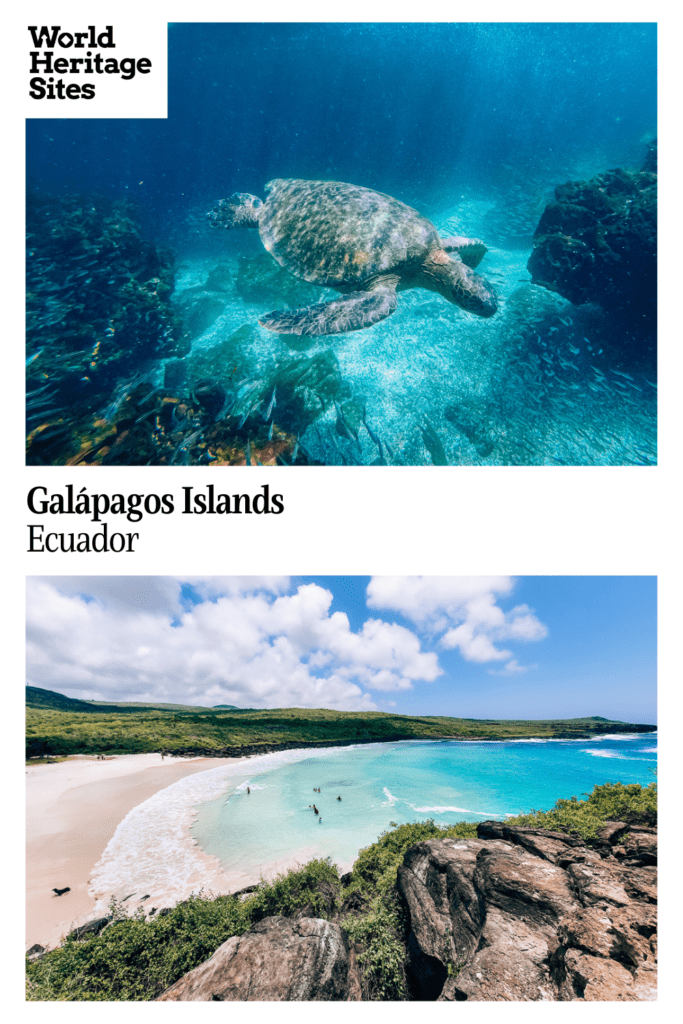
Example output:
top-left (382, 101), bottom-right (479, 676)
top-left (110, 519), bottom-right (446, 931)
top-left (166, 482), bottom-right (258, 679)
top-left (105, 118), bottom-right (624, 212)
top-left (26, 860), bottom-right (340, 1001)
top-left (507, 781), bottom-right (657, 840)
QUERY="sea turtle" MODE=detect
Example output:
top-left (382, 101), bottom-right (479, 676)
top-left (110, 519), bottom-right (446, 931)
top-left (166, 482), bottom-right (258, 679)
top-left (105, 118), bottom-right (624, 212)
top-left (207, 179), bottom-right (498, 336)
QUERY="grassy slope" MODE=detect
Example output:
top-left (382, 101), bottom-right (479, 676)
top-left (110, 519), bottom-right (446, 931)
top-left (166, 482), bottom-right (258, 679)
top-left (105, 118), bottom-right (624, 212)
top-left (26, 687), bottom-right (656, 759)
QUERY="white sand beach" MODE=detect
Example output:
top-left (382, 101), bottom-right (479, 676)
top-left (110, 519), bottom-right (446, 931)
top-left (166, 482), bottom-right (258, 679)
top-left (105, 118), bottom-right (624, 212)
top-left (26, 753), bottom-right (248, 952)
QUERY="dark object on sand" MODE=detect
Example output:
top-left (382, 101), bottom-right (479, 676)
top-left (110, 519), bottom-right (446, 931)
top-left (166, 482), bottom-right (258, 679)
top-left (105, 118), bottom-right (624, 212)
top-left (52, 887), bottom-right (71, 896)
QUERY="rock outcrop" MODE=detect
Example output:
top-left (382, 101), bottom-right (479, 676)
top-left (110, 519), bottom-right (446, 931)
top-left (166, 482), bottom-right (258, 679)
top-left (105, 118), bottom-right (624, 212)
top-left (157, 916), bottom-right (361, 1001)
top-left (397, 821), bottom-right (656, 1001)
top-left (151, 820), bottom-right (655, 1002)
top-left (527, 157), bottom-right (656, 339)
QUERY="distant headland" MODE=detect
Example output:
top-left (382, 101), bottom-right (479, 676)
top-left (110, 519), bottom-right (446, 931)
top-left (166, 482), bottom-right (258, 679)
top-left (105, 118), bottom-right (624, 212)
top-left (26, 686), bottom-right (656, 761)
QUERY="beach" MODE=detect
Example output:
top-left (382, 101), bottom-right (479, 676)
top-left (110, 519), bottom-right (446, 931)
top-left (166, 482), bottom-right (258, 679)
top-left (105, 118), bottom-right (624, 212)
top-left (26, 753), bottom-right (246, 952)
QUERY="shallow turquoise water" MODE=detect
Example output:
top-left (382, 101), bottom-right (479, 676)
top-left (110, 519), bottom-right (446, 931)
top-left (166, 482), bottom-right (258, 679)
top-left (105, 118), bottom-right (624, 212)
top-left (191, 734), bottom-right (656, 876)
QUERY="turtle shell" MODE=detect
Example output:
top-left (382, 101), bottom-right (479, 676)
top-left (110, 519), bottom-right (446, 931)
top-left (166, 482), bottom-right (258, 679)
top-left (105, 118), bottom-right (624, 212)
top-left (259, 179), bottom-right (440, 288)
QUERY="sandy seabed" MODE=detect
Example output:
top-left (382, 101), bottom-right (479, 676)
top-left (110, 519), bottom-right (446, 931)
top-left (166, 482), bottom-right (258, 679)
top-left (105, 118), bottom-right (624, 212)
top-left (25, 753), bottom-right (248, 951)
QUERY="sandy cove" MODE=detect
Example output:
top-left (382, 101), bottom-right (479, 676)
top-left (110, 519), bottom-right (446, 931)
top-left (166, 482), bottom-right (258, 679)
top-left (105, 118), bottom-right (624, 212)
top-left (26, 753), bottom-right (248, 952)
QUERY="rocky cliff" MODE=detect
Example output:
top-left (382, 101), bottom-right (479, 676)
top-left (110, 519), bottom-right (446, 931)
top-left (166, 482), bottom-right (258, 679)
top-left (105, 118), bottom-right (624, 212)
top-left (158, 819), bottom-right (656, 1001)
top-left (398, 820), bottom-right (656, 1000)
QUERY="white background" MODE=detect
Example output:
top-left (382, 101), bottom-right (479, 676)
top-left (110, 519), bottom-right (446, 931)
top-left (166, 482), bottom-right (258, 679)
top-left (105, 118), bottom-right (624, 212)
top-left (6, 0), bottom-right (680, 1019)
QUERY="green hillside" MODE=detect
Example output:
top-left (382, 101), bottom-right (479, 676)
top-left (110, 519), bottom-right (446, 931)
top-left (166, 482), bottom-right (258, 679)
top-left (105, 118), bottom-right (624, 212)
top-left (25, 686), bottom-right (656, 760)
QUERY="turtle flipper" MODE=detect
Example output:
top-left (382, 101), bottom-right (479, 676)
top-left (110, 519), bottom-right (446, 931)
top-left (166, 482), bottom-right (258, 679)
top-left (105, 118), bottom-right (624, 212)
top-left (440, 236), bottom-right (488, 269)
top-left (259, 286), bottom-right (398, 336)
top-left (207, 193), bottom-right (263, 229)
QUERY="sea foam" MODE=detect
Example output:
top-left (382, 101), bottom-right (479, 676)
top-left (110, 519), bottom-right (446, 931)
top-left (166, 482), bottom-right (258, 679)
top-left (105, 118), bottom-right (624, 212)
top-left (89, 745), bottom-right (354, 914)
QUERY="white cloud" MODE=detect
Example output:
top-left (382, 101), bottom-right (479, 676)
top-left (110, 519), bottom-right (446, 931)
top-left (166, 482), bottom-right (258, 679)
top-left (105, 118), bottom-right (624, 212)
top-left (441, 624), bottom-right (510, 662)
top-left (488, 659), bottom-right (538, 676)
top-left (367, 576), bottom-right (514, 628)
top-left (30, 576), bottom-right (291, 618)
top-left (29, 576), bottom-right (186, 616)
top-left (178, 576), bottom-right (291, 603)
top-left (26, 578), bottom-right (439, 711)
top-left (367, 576), bottom-right (548, 664)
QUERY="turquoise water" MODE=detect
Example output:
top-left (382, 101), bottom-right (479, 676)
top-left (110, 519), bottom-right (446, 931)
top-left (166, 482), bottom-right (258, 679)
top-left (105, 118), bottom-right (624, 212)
top-left (192, 734), bottom-right (656, 877)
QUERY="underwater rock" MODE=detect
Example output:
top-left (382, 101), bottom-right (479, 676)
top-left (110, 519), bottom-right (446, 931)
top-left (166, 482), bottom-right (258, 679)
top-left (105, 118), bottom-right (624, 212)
top-left (25, 422), bottom-right (76, 466)
top-left (31, 374), bottom-right (300, 468)
top-left (336, 399), bottom-right (363, 442)
top-left (203, 262), bottom-right (233, 292)
top-left (419, 419), bottom-right (448, 466)
top-left (444, 399), bottom-right (496, 459)
top-left (26, 193), bottom-right (187, 379)
top-left (26, 192), bottom-right (189, 461)
top-left (186, 323), bottom-right (255, 388)
top-left (641, 138), bottom-right (657, 174)
top-left (527, 166), bottom-right (657, 337)
top-left (192, 378), bottom-right (227, 420)
top-left (172, 291), bottom-right (228, 342)
top-left (271, 350), bottom-right (345, 434)
top-left (164, 358), bottom-right (188, 392)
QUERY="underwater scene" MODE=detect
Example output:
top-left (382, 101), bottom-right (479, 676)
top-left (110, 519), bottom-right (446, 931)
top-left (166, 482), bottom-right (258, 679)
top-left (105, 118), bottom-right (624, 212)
top-left (26, 22), bottom-right (657, 466)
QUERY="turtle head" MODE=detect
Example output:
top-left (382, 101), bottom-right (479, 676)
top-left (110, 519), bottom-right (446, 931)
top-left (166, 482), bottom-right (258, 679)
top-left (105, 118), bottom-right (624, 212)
top-left (423, 249), bottom-right (498, 318)
top-left (207, 193), bottom-right (263, 230)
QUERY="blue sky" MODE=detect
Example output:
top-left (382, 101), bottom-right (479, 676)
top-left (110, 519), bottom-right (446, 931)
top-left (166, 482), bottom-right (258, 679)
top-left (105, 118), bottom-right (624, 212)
top-left (26, 576), bottom-right (656, 723)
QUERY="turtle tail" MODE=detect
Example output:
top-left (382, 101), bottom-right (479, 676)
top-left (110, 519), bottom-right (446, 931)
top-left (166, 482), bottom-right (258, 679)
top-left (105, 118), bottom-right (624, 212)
top-left (207, 193), bottom-right (262, 229)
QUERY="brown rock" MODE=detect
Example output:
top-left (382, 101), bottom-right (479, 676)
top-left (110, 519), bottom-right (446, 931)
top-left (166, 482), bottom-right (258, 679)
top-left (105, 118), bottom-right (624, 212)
top-left (566, 860), bottom-right (632, 908)
top-left (594, 821), bottom-right (630, 846)
top-left (477, 905), bottom-right (552, 966)
top-left (475, 845), bottom-right (576, 926)
top-left (477, 821), bottom-right (583, 864)
top-left (622, 866), bottom-right (657, 904)
top-left (398, 838), bottom-right (494, 999)
top-left (397, 822), bottom-right (656, 1001)
top-left (613, 828), bottom-right (657, 866)
top-left (157, 917), bottom-right (358, 1001)
top-left (557, 906), bottom-right (643, 966)
top-left (561, 949), bottom-right (638, 1000)
top-left (442, 946), bottom-right (556, 1001)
